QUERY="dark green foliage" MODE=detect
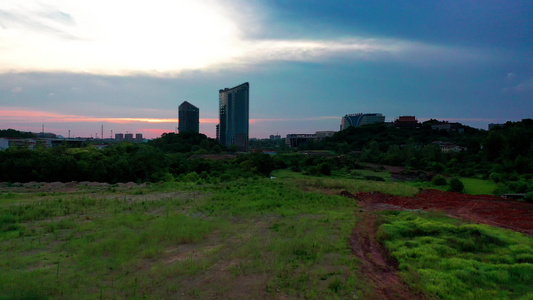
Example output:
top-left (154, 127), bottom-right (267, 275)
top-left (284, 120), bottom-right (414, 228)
top-left (0, 129), bottom-right (36, 138)
top-left (525, 192), bottom-right (533, 203)
top-left (149, 132), bottom-right (220, 153)
top-left (364, 175), bottom-right (385, 182)
top-left (318, 162), bottom-right (331, 176)
top-left (432, 175), bottom-right (447, 186)
top-left (448, 178), bottom-right (464, 193)
top-left (237, 152), bottom-right (274, 176)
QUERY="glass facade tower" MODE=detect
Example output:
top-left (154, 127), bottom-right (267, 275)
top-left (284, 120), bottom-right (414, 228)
top-left (341, 113), bottom-right (385, 130)
top-left (178, 101), bottom-right (199, 133)
top-left (218, 82), bottom-right (249, 151)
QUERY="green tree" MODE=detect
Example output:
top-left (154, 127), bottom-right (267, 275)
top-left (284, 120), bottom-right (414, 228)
top-left (448, 178), bottom-right (464, 193)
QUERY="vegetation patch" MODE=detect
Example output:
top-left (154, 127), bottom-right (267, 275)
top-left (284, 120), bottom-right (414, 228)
top-left (460, 177), bottom-right (498, 195)
top-left (377, 210), bottom-right (533, 299)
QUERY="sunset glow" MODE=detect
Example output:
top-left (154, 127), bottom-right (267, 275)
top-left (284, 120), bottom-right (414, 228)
top-left (0, 108), bottom-right (218, 124)
top-left (0, 1), bottom-right (531, 139)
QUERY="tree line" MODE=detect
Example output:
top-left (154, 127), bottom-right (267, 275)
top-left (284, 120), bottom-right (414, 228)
top-left (1, 120), bottom-right (532, 196)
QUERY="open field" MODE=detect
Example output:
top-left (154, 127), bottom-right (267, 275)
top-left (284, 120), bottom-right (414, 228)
top-left (1, 173), bottom-right (532, 299)
top-left (460, 177), bottom-right (499, 195)
top-left (0, 178), bottom-right (363, 299)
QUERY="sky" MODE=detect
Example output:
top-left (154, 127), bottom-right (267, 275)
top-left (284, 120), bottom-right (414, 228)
top-left (1, 0), bottom-right (532, 139)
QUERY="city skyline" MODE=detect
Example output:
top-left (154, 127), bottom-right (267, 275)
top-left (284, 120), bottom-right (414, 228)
top-left (1, 1), bottom-right (532, 139)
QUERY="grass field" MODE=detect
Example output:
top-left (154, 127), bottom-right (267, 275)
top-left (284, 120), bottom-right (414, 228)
top-left (0, 178), bottom-right (364, 299)
top-left (1, 172), bottom-right (531, 298)
top-left (460, 177), bottom-right (498, 195)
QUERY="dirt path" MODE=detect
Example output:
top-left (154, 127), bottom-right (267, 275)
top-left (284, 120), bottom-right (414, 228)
top-left (343, 191), bottom-right (424, 299)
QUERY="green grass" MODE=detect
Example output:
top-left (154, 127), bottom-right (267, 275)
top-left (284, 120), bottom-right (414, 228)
top-left (377, 210), bottom-right (533, 299)
top-left (460, 177), bottom-right (498, 195)
top-left (273, 169), bottom-right (419, 197)
top-left (1, 173), bottom-right (531, 298)
top-left (0, 177), bottom-right (363, 299)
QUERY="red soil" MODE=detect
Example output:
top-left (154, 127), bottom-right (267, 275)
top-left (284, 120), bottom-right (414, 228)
top-left (366, 189), bottom-right (533, 236)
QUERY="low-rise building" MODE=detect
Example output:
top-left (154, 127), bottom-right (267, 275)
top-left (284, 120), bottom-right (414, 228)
top-left (341, 113), bottom-right (385, 130)
top-left (286, 134), bottom-right (316, 148)
top-left (394, 116), bottom-right (419, 128)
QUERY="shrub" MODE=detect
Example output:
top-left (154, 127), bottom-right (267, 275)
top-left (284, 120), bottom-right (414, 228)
top-left (448, 178), bottom-right (464, 193)
top-left (364, 175), bottom-right (385, 182)
top-left (318, 162), bottom-right (332, 176)
top-left (432, 175), bottom-right (447, 186)
top-left (525, 192), bottom-right (533, 203)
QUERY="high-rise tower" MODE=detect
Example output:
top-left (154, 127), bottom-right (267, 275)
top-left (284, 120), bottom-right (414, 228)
top-left (218, 82), bottom-right (249, 151)
top-left (178, 101), bottom-right (200, 133)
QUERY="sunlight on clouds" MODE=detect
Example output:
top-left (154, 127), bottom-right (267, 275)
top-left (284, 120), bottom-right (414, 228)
top-left (0, 0), bottom-right (241, 74)
top-left (0, 1), bottom-right (458, 75)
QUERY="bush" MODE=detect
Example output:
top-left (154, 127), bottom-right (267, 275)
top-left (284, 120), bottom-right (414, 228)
top-left (318, 162), bottom-right (331, 176)
top-left (525, 192), bottom-right (533, 203)
top-left (432, 175), bottom-right (447, 186)
top-left (364, 175), bottom-right (385, 182)
top-left (448, 178), bottom-right (464, 193)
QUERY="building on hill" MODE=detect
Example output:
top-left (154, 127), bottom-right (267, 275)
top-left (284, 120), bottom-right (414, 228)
top-left (315, 131), bottom-right (336, 140)
top-left (488, 123), bottom-right (503, 130)
top-left (218, 82), bottom-right (249, 151)
top-left (178, 101), bottom-right (200, 133)
top-left (431, 121), bottom-right (464, 133)
top-left (341, 113), bottom-right (385, 130)
top-left (286, 134), bottom-right (316, 148)
top-left (394, 116), bottom-right (419, 128)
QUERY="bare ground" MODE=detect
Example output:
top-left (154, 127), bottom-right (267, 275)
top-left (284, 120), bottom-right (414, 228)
top-left (343, 191), bottom-right (425, 299)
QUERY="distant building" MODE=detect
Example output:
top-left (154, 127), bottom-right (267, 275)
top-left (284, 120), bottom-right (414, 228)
top-left (431, 122), bottom-right (464, 133)
top-left (394, 116), bottom-right (419, 128)
top-left (135, 133), bottom-right (143, 141)
top-left (432, 141), bottom-right (465, 152)
top-left (270, 135), bottom-right (282, 140)
top-left (219, 82), bottom-right (249, 151)
top-left (341, 113), bottom-right (385, 130)
top-left (315, 131), bottom-right (336, 140)
top-left (286, 134), bottom-right (316, 148)
top-left (115, 133), bottom-right (124, 141)
top-left (488, 123), bottom-right (503, 130)
top-left (125, 133), bottom-right (133, 141)
top-left (178, 101), bottom-right (200, 133)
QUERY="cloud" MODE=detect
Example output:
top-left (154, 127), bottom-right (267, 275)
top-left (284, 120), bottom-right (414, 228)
top-left (10, 86), bottom-right (23, 94)
top-left (0, 4), bottom-right (78, 40)
top-left (503, 77), bottom-right (533, 94)
top-left (0, 1), bottom-right (491, 76)
top-left (506, 72), bottom-right (517, 79)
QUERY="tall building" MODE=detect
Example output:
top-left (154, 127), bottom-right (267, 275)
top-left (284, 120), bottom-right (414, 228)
top-left (218, 82), bottom-right (249, 151)
top-left (341, 113), bottom-right (385, 130)
top-left (178, 101), bottom-right (200, 133)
